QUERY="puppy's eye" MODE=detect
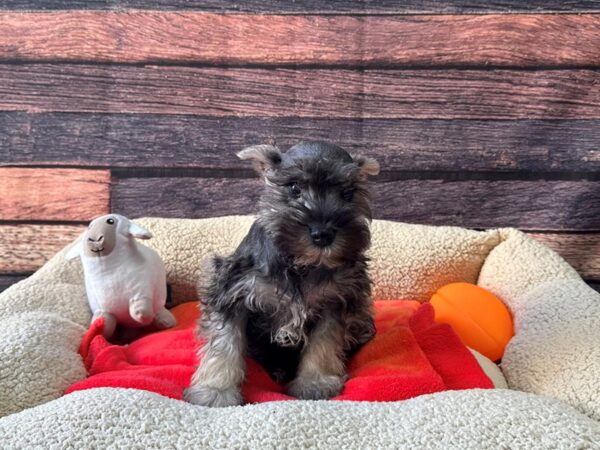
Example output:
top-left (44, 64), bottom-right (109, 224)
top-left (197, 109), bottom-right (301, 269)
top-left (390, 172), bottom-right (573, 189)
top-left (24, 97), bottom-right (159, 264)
top-left (288, 183), bottom-right (302, 198)
top-left (106, 218), bottom-right (115, 225)
top-left (341, 189), bottom-right (355, 202)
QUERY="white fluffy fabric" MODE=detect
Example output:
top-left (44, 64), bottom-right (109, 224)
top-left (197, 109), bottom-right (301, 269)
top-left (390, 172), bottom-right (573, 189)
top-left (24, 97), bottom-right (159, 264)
top-left (0, 389), bottom-right (598, 449)
top-left (0, 216), bottom-right (599, 448)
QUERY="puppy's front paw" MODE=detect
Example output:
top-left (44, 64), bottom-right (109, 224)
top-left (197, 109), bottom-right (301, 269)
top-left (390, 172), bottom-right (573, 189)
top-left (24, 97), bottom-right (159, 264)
top-left (286, 374), bottom-right (345, 400)
top-left (184, 384), bottom-right (242, 407)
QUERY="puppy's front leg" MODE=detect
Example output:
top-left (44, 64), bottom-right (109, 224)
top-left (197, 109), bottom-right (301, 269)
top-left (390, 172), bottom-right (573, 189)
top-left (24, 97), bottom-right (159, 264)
top-left (184, 310), bottom-right (247, 407)
top-left (286, 314), bottom-right (346, 400)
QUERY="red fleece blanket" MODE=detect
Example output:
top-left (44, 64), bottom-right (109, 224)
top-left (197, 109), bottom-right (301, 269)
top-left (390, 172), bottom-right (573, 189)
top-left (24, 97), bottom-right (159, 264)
top-left (66, 301), bottom-right (493, 402)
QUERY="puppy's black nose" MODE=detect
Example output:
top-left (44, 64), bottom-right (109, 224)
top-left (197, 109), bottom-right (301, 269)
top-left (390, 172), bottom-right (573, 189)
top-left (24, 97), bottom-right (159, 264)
top-left (310, 226), bottom-right (335, 247)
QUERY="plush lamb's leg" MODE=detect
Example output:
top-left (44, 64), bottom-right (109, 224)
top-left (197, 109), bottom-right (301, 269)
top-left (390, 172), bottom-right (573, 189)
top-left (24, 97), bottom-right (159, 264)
top-left (129, 296), bottom-right (154, 326)
top-left (286, 314), bottom-right (346, 400)
top-left (153, 307), bottom-right (176, 330)
top-left (184, 310), bottom-right (247, 407)
top-left (92, 310), bottom-right (117, 339)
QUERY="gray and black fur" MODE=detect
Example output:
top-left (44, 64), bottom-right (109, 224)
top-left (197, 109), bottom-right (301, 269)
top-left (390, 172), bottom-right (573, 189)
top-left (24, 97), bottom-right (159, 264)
top-left (184, 142), bottom-right (380, 407)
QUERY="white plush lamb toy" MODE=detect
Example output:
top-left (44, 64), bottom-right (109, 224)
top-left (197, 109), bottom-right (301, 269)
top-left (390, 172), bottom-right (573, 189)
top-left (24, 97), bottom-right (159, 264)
top-left (66, 214), bottom-right (176, 338)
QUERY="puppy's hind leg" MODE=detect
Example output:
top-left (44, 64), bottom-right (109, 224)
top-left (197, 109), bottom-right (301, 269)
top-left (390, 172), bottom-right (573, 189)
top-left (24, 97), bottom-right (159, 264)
top-left (184, 309), bottom-right (247, 407)
top-left (286, 314), bottom-right (346, 400)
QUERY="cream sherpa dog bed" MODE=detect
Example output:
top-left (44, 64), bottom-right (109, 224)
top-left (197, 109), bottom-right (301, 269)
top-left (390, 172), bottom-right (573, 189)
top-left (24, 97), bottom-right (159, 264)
top-left (1, 216), bottom-right (599, 448)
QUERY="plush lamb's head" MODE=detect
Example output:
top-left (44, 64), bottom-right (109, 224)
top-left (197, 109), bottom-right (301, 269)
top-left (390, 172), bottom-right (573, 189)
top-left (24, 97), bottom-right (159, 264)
top-left (66, 214), bottom-right (152, 260)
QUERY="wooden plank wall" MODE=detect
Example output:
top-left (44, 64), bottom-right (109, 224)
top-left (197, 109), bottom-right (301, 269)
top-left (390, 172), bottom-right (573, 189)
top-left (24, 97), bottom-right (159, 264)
top-left (1, 1), bottom-right (599, 293)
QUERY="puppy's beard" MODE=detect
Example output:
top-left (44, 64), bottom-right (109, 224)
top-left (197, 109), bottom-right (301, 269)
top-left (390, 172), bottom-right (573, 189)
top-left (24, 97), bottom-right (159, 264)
top-left (293, 236), bottom-right (346, 269)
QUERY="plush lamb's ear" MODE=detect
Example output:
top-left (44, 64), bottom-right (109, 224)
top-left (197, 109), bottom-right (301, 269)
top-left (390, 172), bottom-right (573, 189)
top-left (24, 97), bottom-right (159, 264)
top-left (65, 239), bottom-right (82, 261)
top-left (128, 222), bottom-right (152, 240)
top-left (236, 144), bottom-right (282, 176)
top-left (355, 156), bottom-right (380, 177)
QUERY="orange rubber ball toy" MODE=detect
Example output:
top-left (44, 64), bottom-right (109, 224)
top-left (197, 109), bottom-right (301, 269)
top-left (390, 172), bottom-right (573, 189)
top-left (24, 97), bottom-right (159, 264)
top-left (430, 282), bottom-right (514, 361)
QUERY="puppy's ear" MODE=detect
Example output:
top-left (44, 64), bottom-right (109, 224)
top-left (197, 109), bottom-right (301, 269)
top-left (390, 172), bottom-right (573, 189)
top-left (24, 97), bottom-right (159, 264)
top-left (354, 156), bottom-right (380, 177)
top-left (236, 145), bottom-right (282, 176)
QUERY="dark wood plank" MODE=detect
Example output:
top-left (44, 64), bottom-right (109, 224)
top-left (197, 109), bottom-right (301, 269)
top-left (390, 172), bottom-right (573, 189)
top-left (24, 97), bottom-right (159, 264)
top-left (2, 1), bottom-right (600, 13)
top-left (373, 179), bottom-right (600, 229)
top-left (2, 13), bottom-right (600, 67)
top-left (528, 233), bottom-right (600, 279)
top-left (0, 274), bottom-right (29, 293)
top-left (114, 178), bottom-right (262, 219)
top-left (589, 281), bottom-right (600, 293)
top-left (0, 168), bottom-right (110, 221)
top-left (2, 113), bottom-right (600, 173)
top-left (113, 177), bottom-right (600, 230)
top-left (0, 224), bottom-right (84, 273)
top-left (2, 65), bottom-right (600, 119)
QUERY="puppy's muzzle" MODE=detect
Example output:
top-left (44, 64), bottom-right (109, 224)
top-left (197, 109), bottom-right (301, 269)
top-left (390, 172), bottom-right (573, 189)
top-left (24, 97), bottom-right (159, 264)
top-left (309, 226), bottom-right (336, 247)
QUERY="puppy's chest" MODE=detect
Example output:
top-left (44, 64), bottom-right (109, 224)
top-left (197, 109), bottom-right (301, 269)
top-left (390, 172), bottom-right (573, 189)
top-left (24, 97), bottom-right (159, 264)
top-left (250, 274), bottom-right (342, 347)
top-left (301, 280), bottom-right (341, 311)
top-left (254, 271), bottom-right (342, 312)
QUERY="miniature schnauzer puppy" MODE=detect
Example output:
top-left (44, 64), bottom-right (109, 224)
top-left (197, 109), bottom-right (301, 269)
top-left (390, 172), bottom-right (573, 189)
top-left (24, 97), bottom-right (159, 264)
top-left (184, 141), bottom-right (380, 407)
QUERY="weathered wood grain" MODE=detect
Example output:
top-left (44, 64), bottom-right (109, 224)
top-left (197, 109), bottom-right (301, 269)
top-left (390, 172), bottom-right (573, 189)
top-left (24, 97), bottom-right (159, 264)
top-left (0, 224), bottom-right (84, 272)
top-left (374, 180), bottom-right (600, 229)
top-left (0, 274), bottom-right (28, 293)
top-left (2, 0), bottom-right (600, 13)
top-left (528, 233), bottom-right (600, 279)
top-left (2, 65), bottom-right (600, 119)
top-left (2, 13), bottom-right (600, 67)
top-left (0, 168), bottom-right (110, 221)
top-left (112, 177), bottom-right (600, 230)
top-left (113, 178), bottom-right (262, 219)
top-left (3, 113), bottom-right (600, 172)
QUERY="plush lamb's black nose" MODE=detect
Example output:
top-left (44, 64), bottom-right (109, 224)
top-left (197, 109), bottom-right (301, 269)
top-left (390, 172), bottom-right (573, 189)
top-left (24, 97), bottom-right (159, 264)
top-left (310, 226), bottom-right (335, 247)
